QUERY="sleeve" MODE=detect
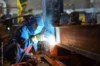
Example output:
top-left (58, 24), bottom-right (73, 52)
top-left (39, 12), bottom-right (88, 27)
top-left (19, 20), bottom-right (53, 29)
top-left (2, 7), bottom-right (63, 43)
top-left (21, 26), bottom-right (29, 40)
top-left (32, 43), bottom-right (38, 51)
top-left (21, 26), bottom-right (38, 51)
top-left (20, 26), bottom-right (30, 48)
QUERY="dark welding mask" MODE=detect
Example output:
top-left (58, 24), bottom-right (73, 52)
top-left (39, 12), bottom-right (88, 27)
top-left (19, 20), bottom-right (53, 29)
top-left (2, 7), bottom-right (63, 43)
top-left (26, 16), bottom-right (44, 35)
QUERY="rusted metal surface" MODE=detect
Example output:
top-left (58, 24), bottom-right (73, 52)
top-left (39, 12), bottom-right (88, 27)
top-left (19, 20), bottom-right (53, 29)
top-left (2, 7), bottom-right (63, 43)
top-left (50, 45), bottom-right (71, 60)
top-left (11, 54), bottom-right (66, 66)
top-left (11, 62), bottom-right (33, 66)
top-left (59, 25), bottom-right (100, 54)
top-left (44, 55), bottom-right (66, 66)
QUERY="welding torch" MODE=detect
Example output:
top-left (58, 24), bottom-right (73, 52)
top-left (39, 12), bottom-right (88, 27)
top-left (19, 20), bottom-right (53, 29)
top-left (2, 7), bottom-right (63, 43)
top-left (19, 33), bottom-right (45, 62)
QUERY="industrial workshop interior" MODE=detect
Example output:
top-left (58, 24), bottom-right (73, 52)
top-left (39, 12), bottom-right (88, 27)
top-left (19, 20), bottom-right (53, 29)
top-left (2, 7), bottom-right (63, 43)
top-left (0, 0), bottom-right (100, 66)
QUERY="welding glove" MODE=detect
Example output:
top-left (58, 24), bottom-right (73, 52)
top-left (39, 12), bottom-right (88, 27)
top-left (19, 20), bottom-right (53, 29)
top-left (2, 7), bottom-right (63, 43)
top-left (31, 34), bottom-right (45, 43)
top-left (31, 36), bottom-right (38, 43)
top-left (36, 34), bottom-right (45, 41)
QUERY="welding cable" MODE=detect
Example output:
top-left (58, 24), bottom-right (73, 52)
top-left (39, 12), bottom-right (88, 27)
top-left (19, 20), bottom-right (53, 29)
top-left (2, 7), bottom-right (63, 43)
top-left (18, 47), bottom-right (32, 63)
top-left (14, 36), bottom-right (33, 63)
top-left (18, 39), bottom-right (34, 63)
top-left (18, 34), bottom-right (44, 63)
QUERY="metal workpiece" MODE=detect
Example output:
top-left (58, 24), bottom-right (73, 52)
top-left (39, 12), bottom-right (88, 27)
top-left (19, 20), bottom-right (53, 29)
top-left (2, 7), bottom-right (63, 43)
top-left (59, 25), bottom-right (100, 61)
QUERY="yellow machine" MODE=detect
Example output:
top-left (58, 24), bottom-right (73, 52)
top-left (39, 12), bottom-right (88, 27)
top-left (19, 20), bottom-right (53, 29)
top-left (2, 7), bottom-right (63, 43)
top-left (79, 13), bottom-right (86, 25)
top-left (17, 0), bottom-right (28, 23)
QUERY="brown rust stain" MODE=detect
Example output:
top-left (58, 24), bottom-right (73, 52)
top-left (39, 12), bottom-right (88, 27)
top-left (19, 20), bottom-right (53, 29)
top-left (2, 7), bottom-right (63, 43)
top-left (59, 25), bottom-right (100, 54)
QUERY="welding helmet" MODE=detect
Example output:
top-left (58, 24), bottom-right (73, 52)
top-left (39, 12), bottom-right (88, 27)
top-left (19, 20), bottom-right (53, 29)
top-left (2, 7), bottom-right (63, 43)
top-left (23, 15), bottom-right (33, 21)
top-left (26, 15), bottom-right (44, 35)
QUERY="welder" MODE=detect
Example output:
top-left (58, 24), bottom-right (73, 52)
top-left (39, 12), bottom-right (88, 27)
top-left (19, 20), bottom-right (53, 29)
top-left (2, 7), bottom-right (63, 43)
top-left (3, 15), bottom-right (44, 64)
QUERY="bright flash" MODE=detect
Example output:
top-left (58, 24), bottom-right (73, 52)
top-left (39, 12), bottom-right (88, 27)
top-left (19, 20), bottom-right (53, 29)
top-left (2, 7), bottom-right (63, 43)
top-left (44, 35), bottom-right (56, 47)
top-left (39, 34), bottom-right (56, 46)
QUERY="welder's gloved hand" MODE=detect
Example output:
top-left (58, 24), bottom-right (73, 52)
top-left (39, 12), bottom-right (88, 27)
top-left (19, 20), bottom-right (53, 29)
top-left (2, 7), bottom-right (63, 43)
top-left (36, 34), bottom-right (45, 41)
top-left (31, 34), bottom-right (45, 43)
top-left (31, 36), bottom-right (38, 43)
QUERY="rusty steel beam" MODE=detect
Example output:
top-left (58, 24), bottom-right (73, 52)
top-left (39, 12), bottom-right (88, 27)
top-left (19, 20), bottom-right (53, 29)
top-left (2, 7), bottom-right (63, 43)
top-left (58, 25), bottom-right (100, 61)
top-left (44, 55), bottom-right (66, 66)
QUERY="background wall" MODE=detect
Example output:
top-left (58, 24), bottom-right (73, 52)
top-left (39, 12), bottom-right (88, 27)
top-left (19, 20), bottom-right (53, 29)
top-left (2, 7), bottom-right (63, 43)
top-left (63, 0), bottom-right (89, 9)
top-left (0, 0), bottom-right (100, 16)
